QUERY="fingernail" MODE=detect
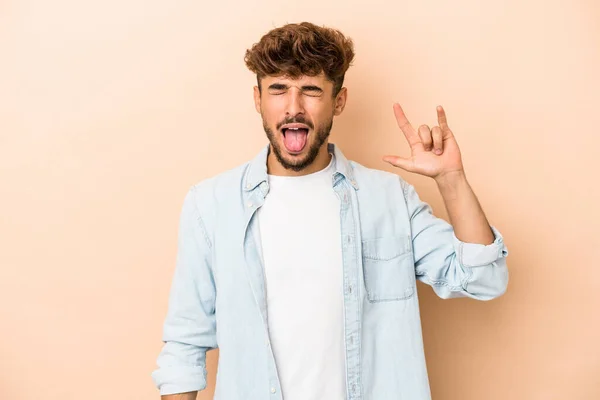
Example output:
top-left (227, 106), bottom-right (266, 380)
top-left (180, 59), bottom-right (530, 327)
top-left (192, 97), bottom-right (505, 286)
top-left (435, 149), bottom-right (442, 155)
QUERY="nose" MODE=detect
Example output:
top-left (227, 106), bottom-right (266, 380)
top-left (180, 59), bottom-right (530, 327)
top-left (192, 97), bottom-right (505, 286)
top-left (285, 88), bottom-right (305, 117)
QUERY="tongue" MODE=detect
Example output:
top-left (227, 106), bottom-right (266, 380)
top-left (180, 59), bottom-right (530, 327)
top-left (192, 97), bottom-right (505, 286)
top-left (283, 129), bottom-right (308, 152)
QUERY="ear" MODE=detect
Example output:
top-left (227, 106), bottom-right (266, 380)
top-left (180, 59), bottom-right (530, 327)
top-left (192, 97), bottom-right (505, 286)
top-left (253, 86), bottom-right (261, 114)
top-left (333, 87), bottom-right (347, 116)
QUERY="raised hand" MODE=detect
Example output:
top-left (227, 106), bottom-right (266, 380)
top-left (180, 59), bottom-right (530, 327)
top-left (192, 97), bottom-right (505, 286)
top-left (382, 104), bottom-right (464, 180)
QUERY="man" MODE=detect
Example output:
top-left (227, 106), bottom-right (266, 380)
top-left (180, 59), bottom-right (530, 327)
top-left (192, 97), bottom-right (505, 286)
top-left (151, 22), bottom-right (508, 400)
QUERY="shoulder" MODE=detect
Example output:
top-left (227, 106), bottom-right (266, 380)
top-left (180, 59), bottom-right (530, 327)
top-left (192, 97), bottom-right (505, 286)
top-left (183, 159), bottom-right (250, 217)
top-left (349, 160), bottom-right (410, 194)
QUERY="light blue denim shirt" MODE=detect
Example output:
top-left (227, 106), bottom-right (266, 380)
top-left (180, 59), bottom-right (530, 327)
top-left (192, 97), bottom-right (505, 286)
top-left (151, 142), bottom-right (509, 399)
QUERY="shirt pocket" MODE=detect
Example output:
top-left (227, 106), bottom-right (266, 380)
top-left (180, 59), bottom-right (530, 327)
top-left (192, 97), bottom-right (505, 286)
top-left (361, 235), bottom-right (415, 302)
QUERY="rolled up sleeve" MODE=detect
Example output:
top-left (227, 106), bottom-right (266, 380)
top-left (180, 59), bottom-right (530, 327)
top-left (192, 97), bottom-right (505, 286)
top-left (402, 179), bottom-right (509, 300)
top-left (151, 186), bottom-right (218, 395)
top-left (453, 225), bottom-right (509, 300)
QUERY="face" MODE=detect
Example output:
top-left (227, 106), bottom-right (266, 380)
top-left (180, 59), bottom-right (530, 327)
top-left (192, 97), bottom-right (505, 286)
top-left (253, 72), bottom-right (347, 174)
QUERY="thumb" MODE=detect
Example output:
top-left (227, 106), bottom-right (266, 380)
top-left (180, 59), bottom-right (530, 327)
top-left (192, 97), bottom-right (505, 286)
top-left (382, 156), bottom-right (415, 172)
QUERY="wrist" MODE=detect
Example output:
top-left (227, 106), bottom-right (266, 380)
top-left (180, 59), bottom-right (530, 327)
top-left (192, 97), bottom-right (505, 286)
top-left (434, 169), bottom-right (467, 188)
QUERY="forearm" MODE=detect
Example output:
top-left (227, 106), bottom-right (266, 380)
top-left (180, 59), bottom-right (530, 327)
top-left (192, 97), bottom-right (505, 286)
top-left (162, 392), bottom-right (197, 400)
top-left (435, 170), bottom-right (494, 245)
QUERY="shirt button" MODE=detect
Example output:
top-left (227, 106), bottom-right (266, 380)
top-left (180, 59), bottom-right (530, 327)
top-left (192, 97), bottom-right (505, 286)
top-left (347, 236), bottom-right (352, 244)
top-left (271, 387), bottom-right (277, 394)
top-left (348, 285), bottom-right (353, 294)
top-left (246, 183), bottom-right (251, 189)
top-left (350, 336), bottom-right (354, 345)
top-left (247, 202), bottom-right (253, 208)
top-left (352, 383), bottom-right (357, 393)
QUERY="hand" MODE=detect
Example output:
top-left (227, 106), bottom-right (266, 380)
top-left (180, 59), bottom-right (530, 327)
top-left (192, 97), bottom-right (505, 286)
top-left (382, 104), bottom-right (465, 181)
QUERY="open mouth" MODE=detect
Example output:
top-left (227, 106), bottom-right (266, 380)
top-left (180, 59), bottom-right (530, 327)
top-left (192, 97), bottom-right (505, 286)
top-left (281, 125), bottom-right (310, 153)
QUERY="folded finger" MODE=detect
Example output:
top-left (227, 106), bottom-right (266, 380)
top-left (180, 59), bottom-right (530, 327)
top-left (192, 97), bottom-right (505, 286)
top-left (418, 124), bottom-right (432, 151)
top-left (432, 126), bottom-right (443, 154)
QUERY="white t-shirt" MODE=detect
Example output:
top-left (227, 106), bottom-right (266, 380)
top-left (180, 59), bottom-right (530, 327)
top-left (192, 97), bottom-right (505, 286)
top-left (257, 152), bottom-right (346, 400)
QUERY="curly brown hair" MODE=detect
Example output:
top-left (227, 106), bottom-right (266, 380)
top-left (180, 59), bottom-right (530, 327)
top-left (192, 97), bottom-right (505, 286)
top-left (244, 22), bottom-right (355, 97)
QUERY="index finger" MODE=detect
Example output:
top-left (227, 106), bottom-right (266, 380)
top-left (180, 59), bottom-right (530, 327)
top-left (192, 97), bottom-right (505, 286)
top-left (393, 103), bottom-right (421, 148)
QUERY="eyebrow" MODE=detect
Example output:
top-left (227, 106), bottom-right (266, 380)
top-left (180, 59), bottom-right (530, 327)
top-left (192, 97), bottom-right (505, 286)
top-left (267, 83), bottom-right (324, 92)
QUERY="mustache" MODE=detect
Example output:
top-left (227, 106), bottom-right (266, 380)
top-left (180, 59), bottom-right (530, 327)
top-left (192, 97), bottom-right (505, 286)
top-left (276, 116), bottom-right (314, 130)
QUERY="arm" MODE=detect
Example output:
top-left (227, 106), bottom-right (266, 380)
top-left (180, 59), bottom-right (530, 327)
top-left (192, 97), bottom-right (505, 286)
top-left (435, 170), bottom-right (494, 245)
top-left (402, 177), bottom-right (508, 300)
top-left (384, 104), bottom-right (508, 300)
top-left (162, 392), bottom-right (197, 400)
top-left (151, 186), bottom-right (217, 396)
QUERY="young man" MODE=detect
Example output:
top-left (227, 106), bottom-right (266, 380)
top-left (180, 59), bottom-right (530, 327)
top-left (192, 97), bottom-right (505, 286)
top-left (152, 22), bottom-right (509, 400)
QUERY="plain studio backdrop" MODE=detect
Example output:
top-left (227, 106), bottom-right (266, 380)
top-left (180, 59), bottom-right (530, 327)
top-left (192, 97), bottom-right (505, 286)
top-left (1, 1), bottom-right (599, 399)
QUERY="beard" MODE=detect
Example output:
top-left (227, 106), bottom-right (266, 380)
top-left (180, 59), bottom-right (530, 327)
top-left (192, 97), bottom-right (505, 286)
top-left (262, 114), bottom-right (333, 173)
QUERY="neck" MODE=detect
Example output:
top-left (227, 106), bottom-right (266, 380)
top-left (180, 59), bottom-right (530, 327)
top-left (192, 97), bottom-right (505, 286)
top-left (267, 143), bottom-right (332, 177)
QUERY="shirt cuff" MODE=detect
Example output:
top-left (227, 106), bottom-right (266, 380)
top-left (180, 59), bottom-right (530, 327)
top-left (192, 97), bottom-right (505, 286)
top-left (453, 225), bottom-right (509, 268)
top-left (151, 365), bottom-right (207, 396)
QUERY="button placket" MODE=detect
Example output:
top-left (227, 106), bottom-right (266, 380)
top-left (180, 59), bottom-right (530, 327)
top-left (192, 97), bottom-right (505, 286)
top-left (334, 180), bottom-right (362, 400)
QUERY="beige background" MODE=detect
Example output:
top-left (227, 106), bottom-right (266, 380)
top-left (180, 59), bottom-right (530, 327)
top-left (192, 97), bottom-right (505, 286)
top-left (1, 0), bottom-right (599, 399)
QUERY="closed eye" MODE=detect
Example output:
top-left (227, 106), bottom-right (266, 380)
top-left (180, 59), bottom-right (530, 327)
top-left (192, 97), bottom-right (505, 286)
top-left (302, 90), bottom-right (322, 97)
top-left (266, 83), bottom-right (324, 97)
top-left (268, 83), bottom-right (287, 95)
top-left (301, 86), bottom-right (323, 97)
